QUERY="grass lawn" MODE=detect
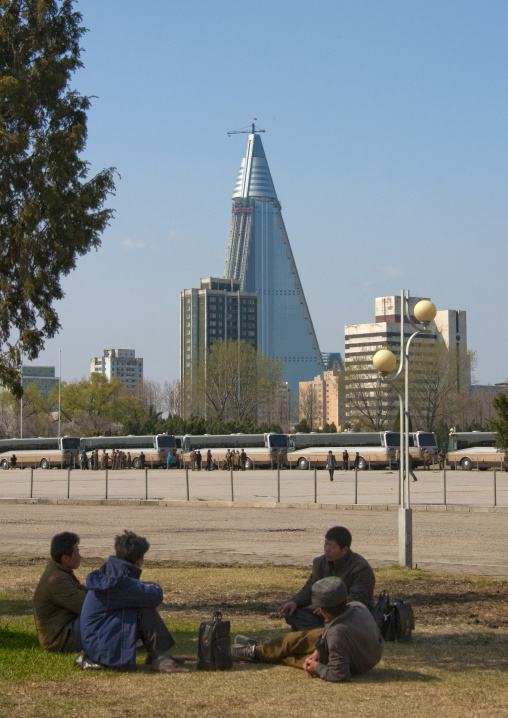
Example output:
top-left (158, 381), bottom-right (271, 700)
top-left (1, 557), bottom-right (508, 718)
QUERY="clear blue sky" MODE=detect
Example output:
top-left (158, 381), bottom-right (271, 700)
top-left (36, 0), bottom-right (508, 386)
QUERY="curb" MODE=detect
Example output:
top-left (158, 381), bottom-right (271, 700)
top-left (1, 497), bottom-right (507, 513)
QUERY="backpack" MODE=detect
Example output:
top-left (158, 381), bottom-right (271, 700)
top-left (197, 610), bottom-right (233, 671)
top-left (371, 591), bottom-right (415, 641)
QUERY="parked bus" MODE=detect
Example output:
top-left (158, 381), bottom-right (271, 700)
top-left (182, 433), bottom-right (287, 469)
top-left (79, 434), bottom-right (175, 469)
top-left (446, 431), bottom-right (505, 471)
top-left (0, 436), bottom-right (80, 469)
top-left (407, 432), bottom-right (438, 465)
top-left (287, 432), bottom-right (399, 470)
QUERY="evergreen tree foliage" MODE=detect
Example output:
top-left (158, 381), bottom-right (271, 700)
top-left (0, 0), bottom-right (116, 394)
top-left (489, 391), bottom-right (508, 450)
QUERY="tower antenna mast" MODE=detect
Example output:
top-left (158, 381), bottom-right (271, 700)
top-left (227, 120), bottom-right (265, 137)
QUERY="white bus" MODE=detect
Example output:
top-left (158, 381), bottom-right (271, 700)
top-left (287, 432), bottom-right (398, 470)
top-left (446, 432), bottom-right (505, 471)
top-left (80, 434), bottom-right (175, 469)
top-left (182, 433), bottom-right (287, 469)
top-left (407, 432), bottom-right (438, 465)
top-left (0, 436), bottom-right (80, 469)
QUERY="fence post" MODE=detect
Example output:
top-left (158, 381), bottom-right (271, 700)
top-left (443, 467), bottom-right (447, 506)
top-left (314, 468), bottom-right (317, 504)
top-left (493, 470), bottom-right (497, 507)
top-left (145, 468), bottom-right (148, 500)
top-left (277, 469), bottom-right (280, 503)
top-left (67, 468), bottom-right (70, 499)
top-left (30, 468), bottom-right (34, 499)
top-left (354, 467), bottom-right (358, 505)
top-left (185, 468), bottom-right (189, 501)
top-left (105, 469), bottom-right (108, 499)
top-left (368, 459), bottom-right (371, 471)
top-left (230, 468), bottom-right (234, 502)
top-left (477, 458), bottom-right (479, 471)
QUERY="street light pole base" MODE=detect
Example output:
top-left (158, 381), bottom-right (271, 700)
top-left (398, 507), bottom-right (413, 568)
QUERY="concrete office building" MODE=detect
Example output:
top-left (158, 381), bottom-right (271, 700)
top-left (299, 370), bottom-right (342, 430)
top-left (344, 295), bottom-right (469, 427)
top-left (223, 127), bottom-right (323, 402)
top-left (180, 277), bottom-right (258, 416)
top-left (21, 366), bottom-right (59, 400)
top-left (90, 349), bottom-right (143, 390)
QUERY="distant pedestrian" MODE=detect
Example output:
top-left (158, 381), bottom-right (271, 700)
top-left (80, 450), bottom-right (88, 470)
top-left (196, 450), bottom-right (202, 471)
top-left (326, 451), bottom-right (337, 481)
top-left (438, 448), bottom-right (445, 470)
top-left (354, 452), bottom-right (360, 470)
top-left (10, 453), bottom-right (16, 469)
top-left (422, 448), bottom-right (430, 471)
top-left (342, 449), bottom-right (349, 471)
top-left (167, 452), bottom-right (173, 470)
top-left (206, 449), bottom-right (212, 471)
top-left (139, 451), bottom-right (146, 469)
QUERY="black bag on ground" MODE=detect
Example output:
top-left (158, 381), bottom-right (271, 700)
top-left (197, 610), bottom-right (233, 671)
top-left (371, 591), bottom-right (415, 641)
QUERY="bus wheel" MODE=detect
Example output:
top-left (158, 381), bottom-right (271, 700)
top-left (1, 459), bottom-right (8, 470)
top-left (245, 458), bottom-right (253, 470)
top-left (40, 459), bottom-right (49, 470)
top-left (461, 458), bottom-right (473, 471)
top-left (298, 458), bottom-right (308, 470)
top-left (357, 457), bottom-right (367, 471)
top-left (133, 458), bottom-right (141, 470)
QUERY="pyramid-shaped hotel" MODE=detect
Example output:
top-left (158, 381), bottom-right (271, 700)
top-left (223, 128), bottom-right (323, 397)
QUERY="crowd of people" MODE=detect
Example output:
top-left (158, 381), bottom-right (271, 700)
top-left (79, 449), bottom-right (146, 470)
top-left (32, 525), bottom-right (384, 682)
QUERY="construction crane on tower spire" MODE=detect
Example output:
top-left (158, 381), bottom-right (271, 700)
top-left (227, 120), bottom-right (265, 137)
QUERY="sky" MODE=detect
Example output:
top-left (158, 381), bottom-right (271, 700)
top-left (35, 0), bottom-right (508, 386)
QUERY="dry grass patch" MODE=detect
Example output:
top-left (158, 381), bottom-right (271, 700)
top-left (1, 558), bottom-right (508, 718)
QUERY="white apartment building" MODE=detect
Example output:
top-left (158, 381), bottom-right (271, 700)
top-left (90, 349), bottom-right (143, 389)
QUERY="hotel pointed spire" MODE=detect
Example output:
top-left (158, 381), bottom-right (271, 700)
top-left (223, 127), bottom-right (323, 400)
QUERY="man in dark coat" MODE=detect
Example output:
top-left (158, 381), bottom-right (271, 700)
top-left (80, 530), bottom-right (188, 673)
top-left (277, 526), bottom-right (375, 631)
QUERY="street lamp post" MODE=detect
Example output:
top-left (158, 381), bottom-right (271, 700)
top-left (373, 290), bottom-right (436, 567)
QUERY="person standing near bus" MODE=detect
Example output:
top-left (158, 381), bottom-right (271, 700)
top-left (438, 448), bottom-right (445, 470)
top-left (10, 453), bottom-right (16, 469)
top-left (240, 449), bottom-right (247, 471)
top-left (80, 450), bottom-right (88, 470)
top-left (342, 449), bottom-right (349, 471)
top-left (326, 451), bottom-right (337, 481)
top-left (139, 451), bottom-right (146, 469)
top-left (167, 452), bottom-right (173, 470)
top-left (206, 449), bottom-right (212, 471)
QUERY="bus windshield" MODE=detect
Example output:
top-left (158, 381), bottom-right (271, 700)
top-left (268, 434), bottom-right (288, 449)
top-left (62, 437), bottom-right (80, 451)
top-left (156, 435), bottom-right (176, 449)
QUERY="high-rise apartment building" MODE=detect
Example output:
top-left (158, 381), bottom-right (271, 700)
top-left (90, 349), bottom-right (143, 389)
top-left (299, 370), bottom-right (342, 429)
top-left (344, 295), bottom-right (469, 428)
top-left (223, 127), bottom-right (323, 401)
top-left (180, 277), bottom-right (258, 416)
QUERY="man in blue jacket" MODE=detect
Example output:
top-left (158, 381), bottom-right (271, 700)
top-left (80, 530), bottom-right (188, 673)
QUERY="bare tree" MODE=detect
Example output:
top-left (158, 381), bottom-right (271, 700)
top-left (343, 358), bottom-right (396, 431)
top-left (299, 384), bottom-right (320, 430)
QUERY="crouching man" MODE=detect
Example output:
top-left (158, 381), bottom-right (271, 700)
top-left (80, 530), bottom-right (189, 674)
top-left (232, 577), bottom-right (383, 683)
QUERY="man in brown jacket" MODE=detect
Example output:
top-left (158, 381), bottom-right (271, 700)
top-left (33, 532), bottom-right (87, 652)
top-left (232, 577), bottom-right (383, 683)
top-left (277, 526), bottom-right (375, 631)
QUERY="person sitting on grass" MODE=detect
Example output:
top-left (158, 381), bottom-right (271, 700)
top-left (277, 526), bottom-right (375, 631)
top-left (232, 577), bottom-right (384, 683)
top-left (33, 531), bottom-right (87, 653)
top-left (79, 529), bottom-right (189, 674)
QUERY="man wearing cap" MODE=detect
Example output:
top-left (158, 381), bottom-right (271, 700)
top-left (277, 525), bottom-right (375, 631)
top-left (232, 577), bottom-right (383, 682)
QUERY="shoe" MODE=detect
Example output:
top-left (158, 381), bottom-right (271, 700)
top-left (231, 643), bottom-right (257, 662)
top-left (151, 653), bottom-right (190, 674)
top-left (234, 635), bottom-right (259, 647)
top-left (413, 478), bottom-right (418, 482)
top-left (74, 650), bottom-right (103, 670)
top-left (145, 654), bottom-right (187, 666)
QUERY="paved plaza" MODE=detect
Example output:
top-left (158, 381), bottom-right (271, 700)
top-left (1, 466), bottom-right (507, 577)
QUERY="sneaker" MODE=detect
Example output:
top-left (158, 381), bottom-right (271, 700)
top-left (234, 635), bottom-right (259, 647)
top-left (145, 654), bottom-right (187, 666)
top-left (151, 653), bottom-right (190, 674)
top-left (231, 643), bottom-right (257, 662)
top-left (74, 650), bottom-right (103, 670)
